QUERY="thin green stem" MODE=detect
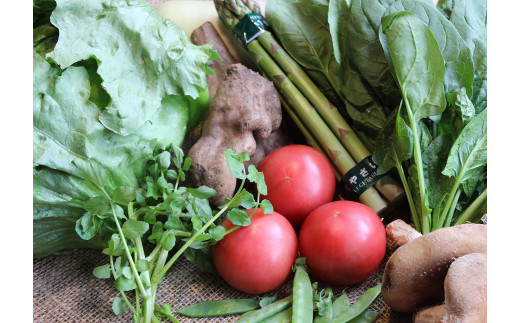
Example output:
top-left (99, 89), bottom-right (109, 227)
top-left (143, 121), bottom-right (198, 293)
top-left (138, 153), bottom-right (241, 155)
top-left (110, 256), bottom-right (138, 316)
top-left (403, 98), bottom-right (430, 234)
top-left (444, 189), bottom-right (462, 228)
top-left (455, 187), bottom-right (487, 225)
top-left (397, 164), bottom-right (420, 232)
top-left (436, 176), bottom-right (464, 230)
top-left (152, 179), bottom-right (247, 283)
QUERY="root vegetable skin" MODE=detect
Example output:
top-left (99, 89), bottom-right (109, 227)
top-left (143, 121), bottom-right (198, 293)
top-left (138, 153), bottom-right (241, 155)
top-left (188, 63), bottom-right (282, 205)
top-left (441, 253), bottom-right (487, 323)
top-left (386, 219), bottom-right (422, 246)
top-left (381, 224), bottom-right (487, 313)
top-left (414, 305), bottom-right (448, 323)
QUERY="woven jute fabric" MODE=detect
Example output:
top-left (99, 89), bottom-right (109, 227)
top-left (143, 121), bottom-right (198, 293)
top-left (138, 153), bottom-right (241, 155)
top-left (33, 239), bottom-right (412, 322)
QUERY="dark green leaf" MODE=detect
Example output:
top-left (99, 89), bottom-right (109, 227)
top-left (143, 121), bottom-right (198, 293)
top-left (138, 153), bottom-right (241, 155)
top-left (158, 151), bottom-right (171, 170)
top-left (113, 186), bottom-right (137, 205)
top-left (227, 208), bottom-right (251, 227)
top-left (373, 108), bottom-right (413, 174)
top-left (171, 145), bottom-right (184, 169)
top-left (140, 272), bottom-right (151, 289)
top-left (143, 209), bottom-right (156, 224)
top-left (102, 234), bottom-right (124, 256)
top-left (161, 231), bottom-right (176, 251)
top-left (155, 304), bottom-right (176, 321)
top-left (260, 199), bottom-right (274, 215)
top-left (136, 259), bottom-right (151, 272)
top-left (442, 108), bottom-right (487, 196)
top-left (148, 222), bottom-right (164, 244)
top-left (224, 149), bottom-right (247, 180)
top-left (93, 264), bottom-right (111, 279)
top-left (122, 219), bottom-right (149, 239)
top-left (164, 169), bottom-right (178, 180)
top-left (209, 225), bottom-right (226, 241)
top-left (380, 11), bottom-right (446, 121)
top-left (247, 165), bottom-right (267, 195)
top-left (187, 186), bottom-right (217, 199)
top-left (422, 134), bottom-right (453, 210)
top-left (182, 156), bottom-right (192, 172)
top-left (191, 215), bottom-right (203, 231)
top-left (228, 189), bottom-right (256, 209)
top-left (84, 196), bottom-right (110, 216)
top-left (194, 248), bottom-right (217, 274)
top-left (115, 275), bottom-right (137, 292)
top-left (72, 161), bottom-right (108, 191)
top-left (75, 212), bottom-right (100, 240)
top-left (112, 297), bottom-right (129, 315)
top-left (164, 214), bottom-right (185, 231)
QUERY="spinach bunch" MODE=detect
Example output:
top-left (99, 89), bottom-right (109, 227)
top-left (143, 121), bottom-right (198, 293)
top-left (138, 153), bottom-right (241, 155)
top-left (265, 0), bottom-right (487, 233)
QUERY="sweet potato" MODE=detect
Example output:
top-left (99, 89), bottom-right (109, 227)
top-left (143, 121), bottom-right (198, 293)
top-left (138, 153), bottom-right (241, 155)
top-left (381, 223), bottom-right (487, 312)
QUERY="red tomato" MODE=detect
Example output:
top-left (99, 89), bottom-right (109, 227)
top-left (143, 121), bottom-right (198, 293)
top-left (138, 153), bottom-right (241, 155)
top-left (258, 145), bottom-right (336, 228)
top-left (298, 201), bottom-right (386, 285)
top-left (212, 208), bottom-right (298, 294)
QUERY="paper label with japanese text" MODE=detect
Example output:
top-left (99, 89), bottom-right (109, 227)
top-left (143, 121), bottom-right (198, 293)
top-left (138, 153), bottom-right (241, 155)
top-left (340, 156), bottom-right (381, 197)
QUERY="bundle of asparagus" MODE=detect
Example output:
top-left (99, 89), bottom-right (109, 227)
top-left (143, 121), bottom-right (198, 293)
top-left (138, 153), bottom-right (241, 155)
top-left (213, 0), bottom-right (404, 214)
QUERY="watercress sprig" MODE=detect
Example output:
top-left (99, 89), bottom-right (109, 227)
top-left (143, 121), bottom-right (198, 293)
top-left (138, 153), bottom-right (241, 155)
top-left (73, 146), bottom-right (271, 323)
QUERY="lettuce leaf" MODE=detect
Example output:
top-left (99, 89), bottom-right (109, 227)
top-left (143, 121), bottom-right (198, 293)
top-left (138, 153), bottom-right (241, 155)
top-left (33, 0), bottom-right (215, 257)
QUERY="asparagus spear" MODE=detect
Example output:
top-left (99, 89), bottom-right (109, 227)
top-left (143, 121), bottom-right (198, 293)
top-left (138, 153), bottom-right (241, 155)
top-left (215, 0), bottom-right (403, 203)
top-left (215, 0), bottom-right (387, 212)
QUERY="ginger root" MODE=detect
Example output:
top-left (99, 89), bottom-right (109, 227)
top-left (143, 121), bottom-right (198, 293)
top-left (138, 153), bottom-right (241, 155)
top-left (187, 63), bottom-right (282, 205)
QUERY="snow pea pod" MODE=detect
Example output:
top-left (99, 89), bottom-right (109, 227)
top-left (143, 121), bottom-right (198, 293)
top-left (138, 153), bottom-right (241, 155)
top-left (292, 265), bottom-right (313, 323)
top-left (237, 295), bottom-right (292, 323)
top-left (258, 307), bottom-right (292, 323)
top-left (328, 285), bottom-right (381, 323)
top-left (348, 310), bottom-right (380, 323)
top-left (177, 298), bottom-right (260, 317)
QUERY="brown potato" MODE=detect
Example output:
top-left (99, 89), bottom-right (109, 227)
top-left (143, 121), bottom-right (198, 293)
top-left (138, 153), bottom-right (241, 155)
top-left (381, 223), bottom-right (486, 312)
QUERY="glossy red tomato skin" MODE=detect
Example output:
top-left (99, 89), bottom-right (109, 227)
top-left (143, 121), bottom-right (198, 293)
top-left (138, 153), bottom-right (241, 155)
top-left (212, 209), bottom-right (298, 294)
top-left (299, 201), bottom-right (386, 286)
top-left (258, 145), bottom-right (336, 228)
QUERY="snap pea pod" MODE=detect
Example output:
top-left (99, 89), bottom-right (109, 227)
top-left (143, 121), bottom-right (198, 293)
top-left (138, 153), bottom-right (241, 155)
top-left (177, 299), bottom-right (260, 317)
top-left (332, 293), bottom-right (350, 314)
top-left (237, 295), bottom-right (293, 323)
top-left (292, 265), bottom-right (313, 323)
top-left (258, 307), bottom-right (292, 323)
top-left (327, 285), bottom-right (381, 323)
top-left (347, 310), bottom-right (380, 323)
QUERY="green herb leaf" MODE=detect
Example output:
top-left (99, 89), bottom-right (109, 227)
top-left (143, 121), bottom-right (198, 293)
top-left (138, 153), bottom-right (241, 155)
top-left (72, 161), bottom-right (108, 191)
top-left (209, 225), bottom-right (226, 241)
top-left (227, 208), bottom-right (251, 227)
top-left (260, 199), bottom-right (274, 215)
top-left (102, 234), bottom-right (124, 256)
top-left (187, 186), bottom-right (217, 199)
top-left (136, 259), bottom-right (151, 272)
top-left (228, 190), bottom-right (256, 209)
top-left (75, 212), bottom-right (100, 240)
top-left (112, 297), bottom-right (129, 315)
top-left (158, 151), bottom-right (171, 170)
top-left (247, 165), bottom-right (267, 195)
top-left (122, 219), bottom-right (149, 239)
top-left (161, 231), bottom-right (176, 251)
top-left (84, 196), bottom-right (111, 216)
top-left (224, 149), bottom-right (247, 180)
top-left (114, 275), bottom-right (137, 292)
top-left (113, 186), bottom-right (137, 205)
top-left (93, 264), bottom-right (111, 279)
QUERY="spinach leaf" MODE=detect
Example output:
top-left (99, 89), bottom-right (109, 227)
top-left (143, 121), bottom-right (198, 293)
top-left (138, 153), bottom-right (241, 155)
top-left (380, 11), bottom-right (446, 121)
top-left (265, 0), bottom-right (343, 106)
top-left (48, 0), bottom-right (214, 135)
top-left (340, 0), bottom-right (401, 107)
top-left (422, 134), bottom-right (453, 210)
top-left (383, 0), bottom-right (474, 101)
top-left (442, 108), bottom-right (487, 196)
top-left (449, 0), bottom-right (487, 113)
